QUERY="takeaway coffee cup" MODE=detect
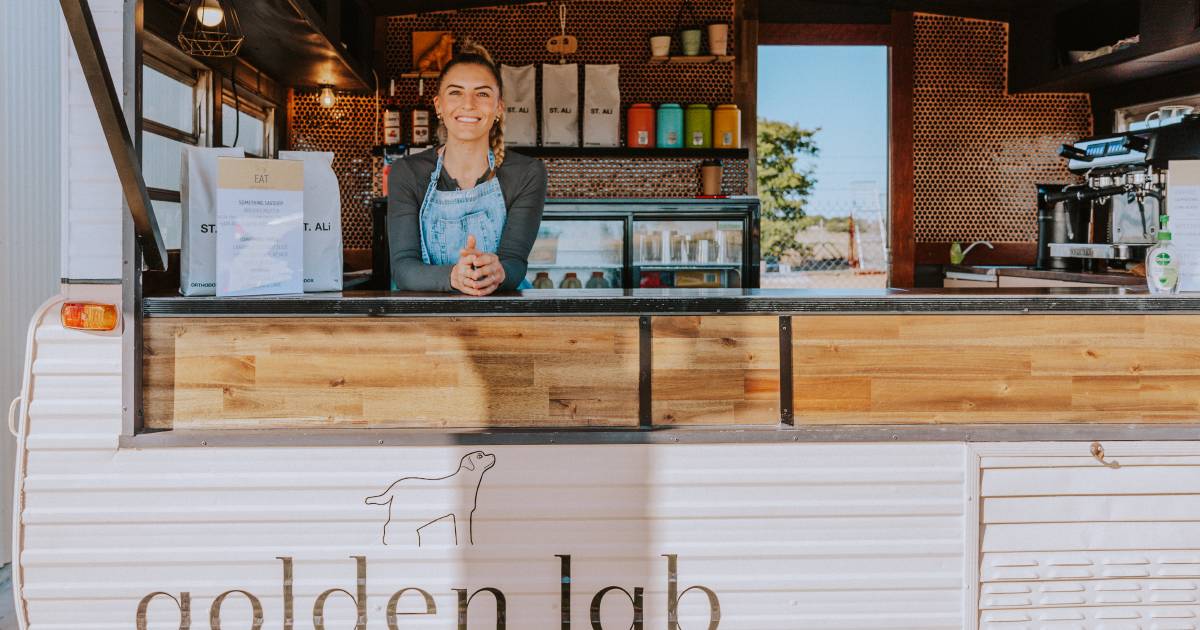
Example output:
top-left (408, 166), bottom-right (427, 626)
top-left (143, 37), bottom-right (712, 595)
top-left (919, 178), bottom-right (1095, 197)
top-left (680, 29), bottom-right (702, 56)
top-left (707, 24), bottom-right (729, 56)
top-left (650, 35), bottom-right (671, 57)
top-left (701, 159), bottom-right (723, 195)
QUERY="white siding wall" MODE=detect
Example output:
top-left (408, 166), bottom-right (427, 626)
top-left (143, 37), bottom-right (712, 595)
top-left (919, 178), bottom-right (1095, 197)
top-left (1, 2), bottom-right (65, 567)
top-left (16, 327), bottom-right (970, 630)
top-left (61, 0), bottom-right (124, 281)
top-left (978, 444), bottom-right (1200, 629)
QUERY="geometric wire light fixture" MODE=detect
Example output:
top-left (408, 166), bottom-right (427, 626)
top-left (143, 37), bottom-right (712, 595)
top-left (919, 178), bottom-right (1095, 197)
top-left (178, 0), bottom-right (244, 58)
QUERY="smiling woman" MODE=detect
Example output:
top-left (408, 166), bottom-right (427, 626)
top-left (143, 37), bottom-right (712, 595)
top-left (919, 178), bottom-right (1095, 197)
top-left (387, 40), bottom-right (548, 295)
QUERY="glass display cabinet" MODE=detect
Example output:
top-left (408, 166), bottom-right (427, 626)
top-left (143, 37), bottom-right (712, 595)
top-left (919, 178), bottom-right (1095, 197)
top-left (369, 197), bottom-right (760, 290)
top-left (527, 198), bottom-right (760, 289)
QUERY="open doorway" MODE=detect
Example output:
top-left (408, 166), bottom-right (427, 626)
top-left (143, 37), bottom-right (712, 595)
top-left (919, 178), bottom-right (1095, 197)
top-left (757, 45), bottom-right (889, 288)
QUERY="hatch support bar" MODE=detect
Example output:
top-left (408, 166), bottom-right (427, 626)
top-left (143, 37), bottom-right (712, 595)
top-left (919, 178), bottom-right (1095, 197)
top-left (60, 0), bottom-right (167, 271)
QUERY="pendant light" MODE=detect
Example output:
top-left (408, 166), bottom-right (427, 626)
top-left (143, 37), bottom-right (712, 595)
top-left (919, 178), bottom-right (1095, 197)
top-left (178, 0), bottom-right (244, 58)
top-left (318, 85), bottom-right (337, 109)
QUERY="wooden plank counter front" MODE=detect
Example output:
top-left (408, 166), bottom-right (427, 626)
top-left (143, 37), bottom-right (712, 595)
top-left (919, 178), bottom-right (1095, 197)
top-left (792, 315), bottom-right (1200, 423)
top-left (143, 317), bottom-right (640, 429)
top-left (142, 312), bottom-right (1200, 430)
top-left (652, 316), bottom-right (780, 425)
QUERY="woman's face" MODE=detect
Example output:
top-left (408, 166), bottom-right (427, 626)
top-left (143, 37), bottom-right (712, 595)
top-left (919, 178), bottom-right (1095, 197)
top-left (434, 63), bottom-right (502, 144)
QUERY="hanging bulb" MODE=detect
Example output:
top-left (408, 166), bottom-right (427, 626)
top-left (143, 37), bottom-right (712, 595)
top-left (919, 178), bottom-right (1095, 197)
top-left (178, 0), bottom-right (243, 57)
top-left (196, 0), bottom-right (224, 27)
top-left (319, 85), bottom-right (337, 108)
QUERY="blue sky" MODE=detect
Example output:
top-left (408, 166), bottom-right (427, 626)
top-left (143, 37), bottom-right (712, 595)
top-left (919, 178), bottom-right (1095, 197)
top-left (757, 46), bottom-right (888, 217)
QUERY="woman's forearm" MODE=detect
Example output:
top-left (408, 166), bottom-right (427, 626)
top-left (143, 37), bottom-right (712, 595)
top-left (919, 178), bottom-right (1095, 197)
top-left (498, 258), bottom-right (527, 291)
top-left (391, 258), bottom-right (455, 292)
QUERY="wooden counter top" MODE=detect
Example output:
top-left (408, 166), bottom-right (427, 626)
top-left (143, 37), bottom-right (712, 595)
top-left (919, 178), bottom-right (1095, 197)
top-left (142, 287), bottom-right (1200, 317)
top-left (948, 265), bottom-right (1145, 286)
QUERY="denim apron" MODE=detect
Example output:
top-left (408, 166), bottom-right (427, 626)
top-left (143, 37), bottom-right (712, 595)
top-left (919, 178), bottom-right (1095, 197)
top-left (419, 149), bottom-right (531, 289)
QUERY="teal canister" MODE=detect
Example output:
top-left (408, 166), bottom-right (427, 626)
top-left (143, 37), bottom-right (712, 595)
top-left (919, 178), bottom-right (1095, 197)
top-left (656, 103), bottom-right (684, 148)
top-left (685, 104), bottom-right (712, 148)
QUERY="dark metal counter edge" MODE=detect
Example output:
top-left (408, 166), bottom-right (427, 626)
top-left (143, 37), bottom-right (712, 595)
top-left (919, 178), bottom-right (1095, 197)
top-left (120, 424), bottom-right (1200, 448)
top-left (143, 296), bottom-right (1200, 317)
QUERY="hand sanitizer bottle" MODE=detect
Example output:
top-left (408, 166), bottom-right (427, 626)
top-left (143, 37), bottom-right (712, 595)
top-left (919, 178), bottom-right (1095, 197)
top-left (1146, 214), bottom-right (1180, 294)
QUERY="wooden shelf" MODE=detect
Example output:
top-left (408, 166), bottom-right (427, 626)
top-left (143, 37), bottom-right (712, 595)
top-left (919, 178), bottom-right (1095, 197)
top-left (515, 146), bottom-right (748, 159)
top-left (399, 71), bottom-right (440, 79)
top-left (649, 55), bottom-right (736, 65)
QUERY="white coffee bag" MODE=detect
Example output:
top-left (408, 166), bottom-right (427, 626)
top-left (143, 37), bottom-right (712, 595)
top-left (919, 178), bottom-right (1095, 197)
top-left (279, 150), bottom-right (343, 292)
top-left (180, 146), bottom-right (244, 296)
top-left (501, 64), bottom-right (537, 146)
top-left (583, 64), bottom-right (620, 147)
top-left (542, 63), bottom-right (579, 147)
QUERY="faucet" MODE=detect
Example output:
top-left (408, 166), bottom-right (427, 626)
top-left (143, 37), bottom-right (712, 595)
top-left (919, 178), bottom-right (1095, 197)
top-left (949, 240), bottom-right (994, 265)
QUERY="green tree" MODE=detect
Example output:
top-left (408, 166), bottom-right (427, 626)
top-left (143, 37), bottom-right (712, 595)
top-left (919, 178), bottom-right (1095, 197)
top-left (757, 118), bottom-right (819, 261)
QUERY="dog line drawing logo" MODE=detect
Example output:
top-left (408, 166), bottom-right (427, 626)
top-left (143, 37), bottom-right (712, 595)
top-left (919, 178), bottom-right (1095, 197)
top-left (364, 451), bottom-right (496, 546)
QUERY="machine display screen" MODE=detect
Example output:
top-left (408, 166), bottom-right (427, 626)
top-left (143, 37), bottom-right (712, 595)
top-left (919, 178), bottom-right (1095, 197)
top-left (1086, 139), bottom-right (1130, 158)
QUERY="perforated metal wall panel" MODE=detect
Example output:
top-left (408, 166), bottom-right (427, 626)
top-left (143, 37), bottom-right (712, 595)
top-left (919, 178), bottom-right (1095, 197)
top-left (912, 14), bottom-right (1092, 245)
top-left (380, 0), bottom-right (735, 132)
top-left (544, 156), bottom-right (748, 198)
top-left (287, 0), bottom-right (745, 250)
top-left (289, 91), bottom-right (383, 252)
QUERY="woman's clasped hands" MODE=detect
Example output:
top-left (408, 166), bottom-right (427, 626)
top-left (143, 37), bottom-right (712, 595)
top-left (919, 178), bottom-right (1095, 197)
top-left (450, 234), bottom-right (506, 296)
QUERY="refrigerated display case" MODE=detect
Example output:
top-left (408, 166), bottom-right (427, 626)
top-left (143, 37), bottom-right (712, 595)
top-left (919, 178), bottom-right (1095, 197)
top-left (370, 197), bottom-right (759, 290)
top-left (632, 218), bottom-right (746, 288)
top-left (527, 218), bottom-right (625, 288)
top-left (528, 198), bottom-right (760, 289)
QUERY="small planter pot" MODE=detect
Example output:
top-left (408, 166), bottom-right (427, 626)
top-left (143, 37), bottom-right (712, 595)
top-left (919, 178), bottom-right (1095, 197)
top-left (650, 35), bottom-right (671, 57)
top-left (680, 29), bottom-right (702, 56)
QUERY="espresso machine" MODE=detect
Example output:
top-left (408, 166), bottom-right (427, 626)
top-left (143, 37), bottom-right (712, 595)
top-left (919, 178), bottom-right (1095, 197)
top-left (1043, 115), bottom-right (1200, 269)
top-left (1043, 130), bottom-right (1162, 269)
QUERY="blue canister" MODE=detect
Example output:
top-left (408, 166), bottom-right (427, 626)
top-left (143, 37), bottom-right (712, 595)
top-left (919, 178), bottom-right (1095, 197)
top-left (656, 103), bottom-right (684, 149)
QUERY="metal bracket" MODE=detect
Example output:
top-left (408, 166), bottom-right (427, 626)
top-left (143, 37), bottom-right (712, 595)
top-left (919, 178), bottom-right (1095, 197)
top-left (1091, 441), bottom-right (1121, 469)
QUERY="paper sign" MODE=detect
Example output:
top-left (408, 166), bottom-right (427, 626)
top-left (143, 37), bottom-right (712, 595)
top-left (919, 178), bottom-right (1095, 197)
top-left (1168, 160), bottom-right (1200, 291)
top-left (216, 158), bottom-right (305, 296)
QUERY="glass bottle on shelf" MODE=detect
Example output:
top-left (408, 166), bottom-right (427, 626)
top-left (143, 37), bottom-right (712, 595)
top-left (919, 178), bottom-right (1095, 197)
top-left (586, 271), bottom-right (610, 288)
top-left (532, 271), bottom-right (554, 289)
top-left (559, 272), bottom-right (583, 289)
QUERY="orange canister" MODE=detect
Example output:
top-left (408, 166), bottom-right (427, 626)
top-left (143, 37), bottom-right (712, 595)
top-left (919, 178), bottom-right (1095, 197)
top-left (626, 103), bottom-right (656, 148)
top-left (713, 104), bottom-right (741, 148)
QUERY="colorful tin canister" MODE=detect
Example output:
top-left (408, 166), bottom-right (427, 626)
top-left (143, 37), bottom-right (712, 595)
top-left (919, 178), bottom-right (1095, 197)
top-left (685, 104), bottom-right (712, 149)
top-left (713, 104), bottom-right (741, 148)
top-left (656, 103), bottom-right (684, 149)
top-left (627, 103), bottom-right (656, 148)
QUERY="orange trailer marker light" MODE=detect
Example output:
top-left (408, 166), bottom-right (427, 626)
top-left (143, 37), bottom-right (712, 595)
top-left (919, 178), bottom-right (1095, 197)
top-left (60, 303), bottom-right (120, 331)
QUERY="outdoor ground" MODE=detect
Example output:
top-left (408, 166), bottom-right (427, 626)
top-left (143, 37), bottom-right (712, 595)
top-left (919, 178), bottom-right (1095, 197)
top-left (761, 269), bottom-right (888, 289)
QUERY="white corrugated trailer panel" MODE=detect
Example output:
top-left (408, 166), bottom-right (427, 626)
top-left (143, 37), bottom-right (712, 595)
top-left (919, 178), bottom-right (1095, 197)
top-left (979, 448), bottom-right (1200, 630)
top-left (61, 0), bottom-right (123, 280)
top-left (16, 314), bottom-right (971, 629)
top-left (1, 0), bottom-right (63, 567)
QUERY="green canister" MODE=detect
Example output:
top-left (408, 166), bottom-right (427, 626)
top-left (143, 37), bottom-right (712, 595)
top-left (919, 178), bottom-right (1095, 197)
top-left (685, 104), bottom-right (712, 148)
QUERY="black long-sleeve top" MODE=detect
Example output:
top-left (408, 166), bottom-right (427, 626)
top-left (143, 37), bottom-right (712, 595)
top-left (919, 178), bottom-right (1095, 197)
top-left (386, 148), bottom-right (547, 292)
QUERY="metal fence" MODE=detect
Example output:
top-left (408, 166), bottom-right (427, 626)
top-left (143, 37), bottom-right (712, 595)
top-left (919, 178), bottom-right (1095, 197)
top-left (760, 200), bottom-right (889, 289)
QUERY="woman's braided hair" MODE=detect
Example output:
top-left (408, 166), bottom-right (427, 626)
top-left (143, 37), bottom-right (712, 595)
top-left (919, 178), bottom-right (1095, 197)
top-left (436, 39), bottom-right (506, 170)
